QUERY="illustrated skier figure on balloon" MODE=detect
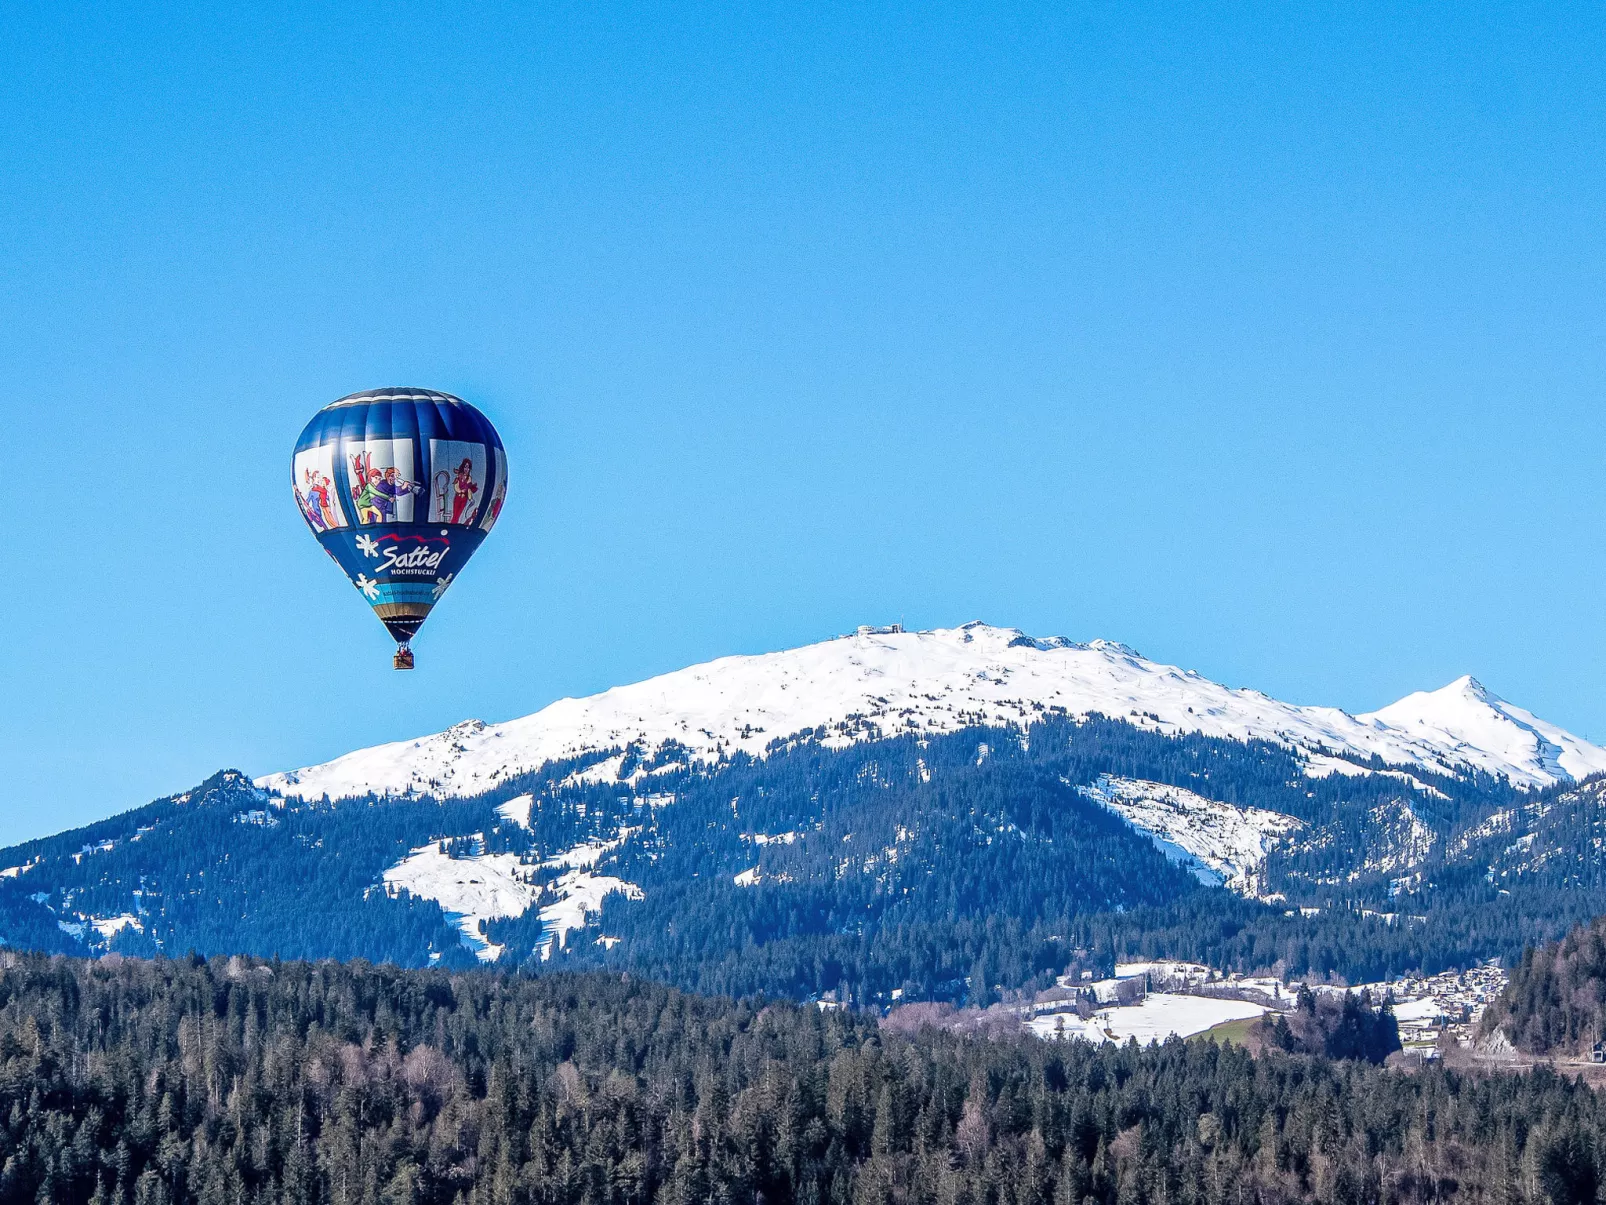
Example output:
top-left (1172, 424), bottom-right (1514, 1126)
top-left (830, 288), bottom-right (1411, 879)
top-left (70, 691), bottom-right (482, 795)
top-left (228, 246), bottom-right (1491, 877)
top-left (350, 451), bottom-right (424, 524)
top-left (296, 468), bottom-right (338, 531)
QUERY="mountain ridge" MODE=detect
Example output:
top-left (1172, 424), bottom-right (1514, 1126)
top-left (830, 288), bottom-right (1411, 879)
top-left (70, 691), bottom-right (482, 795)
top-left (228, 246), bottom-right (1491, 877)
top-left (259, 621), bottom-right (1606, 801)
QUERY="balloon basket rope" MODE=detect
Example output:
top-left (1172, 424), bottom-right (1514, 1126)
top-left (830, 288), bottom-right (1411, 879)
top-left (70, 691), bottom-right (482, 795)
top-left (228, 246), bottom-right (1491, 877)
top-left (393, 646), bottom-right (415, 671)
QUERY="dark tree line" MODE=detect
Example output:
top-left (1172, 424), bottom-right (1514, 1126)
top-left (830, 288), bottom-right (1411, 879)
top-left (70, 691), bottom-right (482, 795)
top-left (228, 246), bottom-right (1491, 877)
top-left (0, 951), bottom-right (1604, 1204)
top-left (1254, 987), bottom-right (1400, 1064)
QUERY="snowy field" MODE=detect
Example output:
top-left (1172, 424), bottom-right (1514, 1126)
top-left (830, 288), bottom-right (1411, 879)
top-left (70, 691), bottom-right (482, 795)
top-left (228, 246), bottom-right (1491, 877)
top-left (1027, 993), bottom-right (1266, 1045)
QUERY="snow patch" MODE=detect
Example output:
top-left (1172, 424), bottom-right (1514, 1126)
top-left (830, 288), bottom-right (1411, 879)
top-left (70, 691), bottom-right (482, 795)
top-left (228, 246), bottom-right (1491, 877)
top-left (1028, 993), bottom-right (1265, 1044)
top-left (382, 834), bottom-right (644, 964)
top-left (1301, 754), bottom-right (1449, 799)
top-left (383, 842), bottom-right (539, 962)
top-left (542, 831), bottom-right (634, 870)
top-left (745, 831), bottom-right (799, 846)
top-left (1077, 775), bottom-right (1300, 895)
top-left (495, 794), bottom-right (534, 829)
top-left (90, 914), bottom-right (142, 941)
top-left (536, 868), bottom-right (642, 960)
top-left (563, 754), bottom-right (626, 788)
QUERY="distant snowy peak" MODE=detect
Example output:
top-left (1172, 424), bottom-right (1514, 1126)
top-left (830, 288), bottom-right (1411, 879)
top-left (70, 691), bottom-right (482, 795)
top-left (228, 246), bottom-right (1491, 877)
top-left (1357, 675), bottom-right (1606, 787)
top-left (257, 622), bottom-right (1606, 801)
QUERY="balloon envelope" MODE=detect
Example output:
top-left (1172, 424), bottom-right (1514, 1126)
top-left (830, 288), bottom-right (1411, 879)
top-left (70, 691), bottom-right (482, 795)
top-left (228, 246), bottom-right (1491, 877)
top-left (291, 388), bottom-right (507, 659)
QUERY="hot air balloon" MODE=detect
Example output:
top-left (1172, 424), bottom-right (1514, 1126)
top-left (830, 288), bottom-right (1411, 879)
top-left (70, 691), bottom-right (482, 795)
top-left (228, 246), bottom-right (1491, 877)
top-left (291, 388), bottom-right (508, 669)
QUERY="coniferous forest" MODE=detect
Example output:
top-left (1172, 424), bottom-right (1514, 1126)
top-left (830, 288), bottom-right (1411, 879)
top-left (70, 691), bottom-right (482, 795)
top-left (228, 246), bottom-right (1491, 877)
top-left (1, 950), bottom-right (1606, 1205)
top-left (7, 721), bottom-right (1606, 1203)
top-left (1483, 913), bottom-right (1606, 1057)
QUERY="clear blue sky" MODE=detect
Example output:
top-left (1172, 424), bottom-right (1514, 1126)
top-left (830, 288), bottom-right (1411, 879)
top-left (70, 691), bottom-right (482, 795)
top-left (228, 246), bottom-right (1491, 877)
top-left (4, 4), bottom-right (1605, 844)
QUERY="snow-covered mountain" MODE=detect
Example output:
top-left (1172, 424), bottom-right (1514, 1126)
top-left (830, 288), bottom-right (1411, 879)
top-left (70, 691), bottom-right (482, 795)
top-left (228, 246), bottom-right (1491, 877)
top-left (11, 626), bottom-right (1606, 990)
top-left (261, 622), bottom-right (1606, 800)
top-left (1357, 676), bottom-right (1601, 785)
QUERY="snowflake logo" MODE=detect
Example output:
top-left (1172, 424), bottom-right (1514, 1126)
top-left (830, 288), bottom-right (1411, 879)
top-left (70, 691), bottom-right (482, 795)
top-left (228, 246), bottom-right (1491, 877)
top-left (432, 573), bottom-right (455, 601)
top-left (355, 534), bottom-right (380, 558)
top-left (355, 574), bottom-right (380, 601)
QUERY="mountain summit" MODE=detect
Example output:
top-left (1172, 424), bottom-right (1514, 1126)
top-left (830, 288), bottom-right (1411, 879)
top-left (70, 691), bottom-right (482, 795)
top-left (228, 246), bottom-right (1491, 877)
top-left (1357, 675), bottom-right (1595, 786)
top-left (259, 622), bottom-right (1606, 800)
